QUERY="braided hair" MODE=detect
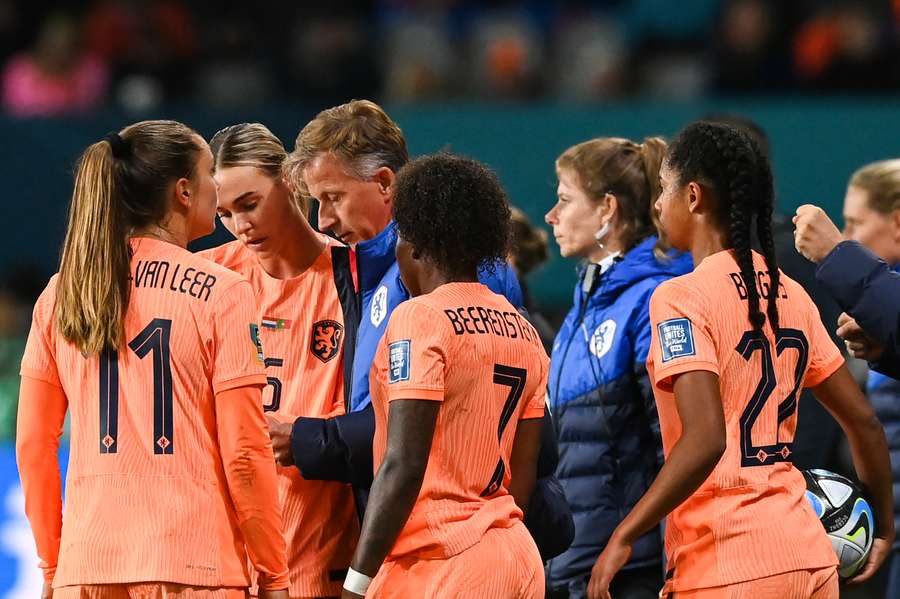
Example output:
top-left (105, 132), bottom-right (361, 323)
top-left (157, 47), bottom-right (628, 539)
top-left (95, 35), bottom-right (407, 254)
top-left (666, 121), bottom-right (779, 332)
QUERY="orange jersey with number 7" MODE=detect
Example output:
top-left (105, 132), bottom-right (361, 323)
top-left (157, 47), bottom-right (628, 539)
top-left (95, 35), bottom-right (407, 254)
top-left (370, 282), bottom-right (548, 561)
top-left (647, 249), bottom-right (841, 593)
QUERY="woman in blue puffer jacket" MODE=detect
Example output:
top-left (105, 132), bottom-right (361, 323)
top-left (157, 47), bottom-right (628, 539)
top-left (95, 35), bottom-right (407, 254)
top-left (544, 136), bottom-right (692, 599)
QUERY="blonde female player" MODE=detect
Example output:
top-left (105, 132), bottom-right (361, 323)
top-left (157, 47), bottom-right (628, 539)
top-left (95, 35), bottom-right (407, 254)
top-left (16, 121), bottom-right (288, 598)
top-left (203, 123), bottom-right (359, 599)
top-left (588, 121), bottom-right (894, 599)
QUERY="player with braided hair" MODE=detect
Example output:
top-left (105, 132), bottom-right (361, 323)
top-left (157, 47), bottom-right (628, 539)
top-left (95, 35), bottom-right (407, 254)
top-left (587, 121), bottom-right (894, 599)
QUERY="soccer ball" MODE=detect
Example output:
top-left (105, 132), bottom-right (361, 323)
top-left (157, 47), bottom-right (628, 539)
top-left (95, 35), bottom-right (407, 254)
top-left (803, 468), bottom-right (875, 579)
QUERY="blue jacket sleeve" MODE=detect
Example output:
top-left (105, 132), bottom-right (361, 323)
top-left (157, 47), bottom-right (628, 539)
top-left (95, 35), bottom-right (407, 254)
top-left (815, 240), bottom-right (900, 374)
top-left (524, 411), bottom-right (575, 561)
top-left (289, 405), bottom-right (375, 488)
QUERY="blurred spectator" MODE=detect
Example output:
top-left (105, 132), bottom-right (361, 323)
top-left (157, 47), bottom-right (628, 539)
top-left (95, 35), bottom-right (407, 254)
top-left (381, 17), bottom-right (454, 102)
top-left (194, 16), bottom-right (275, 110)
top-left (83, 0), bottom-right (194, 110)
top-left (712, 0), bottom-right (795, 93)
top-left (550, 16), bottom-right (627, 101)
top-left (2, 12), bottom-right (108, 117)
top-left (466, 11), bottom-right (543, 100)
top-left (793, 3), bottom-right (899, 91)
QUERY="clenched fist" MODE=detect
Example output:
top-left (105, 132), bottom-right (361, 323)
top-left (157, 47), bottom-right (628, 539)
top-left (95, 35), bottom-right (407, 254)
top-left (793, 204), bottom-right (843, 264)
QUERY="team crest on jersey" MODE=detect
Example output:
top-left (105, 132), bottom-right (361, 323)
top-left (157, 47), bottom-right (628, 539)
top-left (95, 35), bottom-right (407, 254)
top-left (371, 285), bottom-right (389, 327)
top-left (389, 340), bottom-right (411, 383)
top-left (658, 317), bottom-right (695, 362)
top-left (311, 320), bottom-right (344, 363)
top-left (589, 319), bottom-right (617, 358)
top-left (249, 323), bottom-right (264, 363)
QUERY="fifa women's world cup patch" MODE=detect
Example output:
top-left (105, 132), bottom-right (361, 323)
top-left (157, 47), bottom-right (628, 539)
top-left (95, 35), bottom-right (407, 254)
top-left (388, 340), bottom-right (411, 383)
top-left (658, 317), bottom-right (696, 362)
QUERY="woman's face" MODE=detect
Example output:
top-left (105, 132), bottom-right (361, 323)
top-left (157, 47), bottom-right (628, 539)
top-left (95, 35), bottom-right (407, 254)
top-left (215, 165), bottom-right (301, 258)
top-left (655, 160), bottom-right (693, 252)
top-left (842, 184), bottom-right (900, 265)
top-left (395, 235), bottom-right (424, 297)
top-left (545, 168), bottom-right (607, 260)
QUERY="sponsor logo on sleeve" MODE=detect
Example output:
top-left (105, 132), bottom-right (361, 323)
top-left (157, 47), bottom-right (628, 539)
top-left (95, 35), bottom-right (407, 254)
top-left (658, 317), bottom-right (696, 362)
top-left (388, 340), bottom-right (411, 383)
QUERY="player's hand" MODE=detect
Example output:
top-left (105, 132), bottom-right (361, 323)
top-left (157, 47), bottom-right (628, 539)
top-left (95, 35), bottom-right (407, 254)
top-left (587, 533), bottom-right (632, 599)
top-left (341, 591), bottom-right (364, 599)
top-left (793, 204), bottom-right (843, 264)
top-left (836, 313), bottom-right (885, 362)
top-left (265, 414), bottom-right (294, 467)
top-left (41, 582), bottom-right (52, 599)
top-left (846, 536), bottom-right (893, 585)
top-left (258, 589), bottom-right (289, 599)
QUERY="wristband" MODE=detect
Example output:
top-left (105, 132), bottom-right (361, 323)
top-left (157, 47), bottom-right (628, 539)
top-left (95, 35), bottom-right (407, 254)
top-left (343, 567), bottom-right (373, 596)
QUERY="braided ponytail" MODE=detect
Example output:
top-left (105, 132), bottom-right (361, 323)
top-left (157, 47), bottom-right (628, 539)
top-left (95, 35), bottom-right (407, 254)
top-left (666, 121), bottom-right (780, 332)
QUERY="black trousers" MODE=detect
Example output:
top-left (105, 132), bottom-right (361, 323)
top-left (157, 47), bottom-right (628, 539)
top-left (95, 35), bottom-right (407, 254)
top-left (548, 563), bottom-right (664, 599)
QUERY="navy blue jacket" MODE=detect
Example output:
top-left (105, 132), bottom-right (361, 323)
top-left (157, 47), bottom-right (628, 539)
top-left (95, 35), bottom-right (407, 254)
top-left (815, 241), bottom-right (900, 379)
top-left (868, 368), bottom-right (900, 550)
top-left (546, 237), bottom-right (692, 589)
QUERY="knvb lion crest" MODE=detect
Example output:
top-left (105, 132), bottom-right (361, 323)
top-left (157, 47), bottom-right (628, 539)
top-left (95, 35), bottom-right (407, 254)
top-left (311, 320), bottom-right (344, 363)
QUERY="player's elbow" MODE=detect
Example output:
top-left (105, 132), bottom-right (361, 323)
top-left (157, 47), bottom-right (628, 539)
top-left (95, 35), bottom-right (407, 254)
top-left (379, 452), bottom-right (427, 493)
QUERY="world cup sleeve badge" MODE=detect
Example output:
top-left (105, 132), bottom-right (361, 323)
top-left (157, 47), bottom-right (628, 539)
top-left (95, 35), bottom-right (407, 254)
top-left (658, 317), bottom-right (696, 362)
top-left (388, 340), bottom-right (411, 383)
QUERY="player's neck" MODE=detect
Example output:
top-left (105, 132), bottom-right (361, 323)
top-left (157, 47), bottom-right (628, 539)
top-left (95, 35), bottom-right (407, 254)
top-left (414, 268), bottom-right (477, 297)
top-left (690, 228), bottom-right (729, 266)
top-left (132, 221), bottom-right (189, 249)
top-left (256, 217), bottom-right (326, 279)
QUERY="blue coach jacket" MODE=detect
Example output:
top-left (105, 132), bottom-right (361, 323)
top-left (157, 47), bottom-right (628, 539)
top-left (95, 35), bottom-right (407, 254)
top-left (815, 240), bottom-right (900, 379)
top-left (546, 236), bottom-right (692, 589)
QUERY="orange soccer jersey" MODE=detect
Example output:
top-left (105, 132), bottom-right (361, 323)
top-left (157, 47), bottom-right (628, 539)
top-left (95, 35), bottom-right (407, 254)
top-left (201, 237), bottom-right (360, 597)
top-left (647, 250), bottom-right (842, 593)
top-left (370, 282), bottom-right (548, 561)
top-left (18, 237), bottom-right (286, 588)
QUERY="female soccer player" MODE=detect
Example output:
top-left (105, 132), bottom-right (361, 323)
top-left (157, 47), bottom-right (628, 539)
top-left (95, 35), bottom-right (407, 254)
top-left (16, 121), bottom-right (288, 598)
top-left (341, 153), bottom-right (547, 599)
top-left (588, 121), bottom-right (894, 599)
top-left (204, 123), bottom-right (359, 598)
top-left (544, 136), bottom-right (691, 599)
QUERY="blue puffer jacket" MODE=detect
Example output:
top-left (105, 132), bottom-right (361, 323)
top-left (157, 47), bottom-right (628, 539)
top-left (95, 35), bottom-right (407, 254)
top-left (867, 264), bottom-right (900, 550)
top-left (868, 369), bottom-right (900, 550)
top-left (547, 236), bottom-right (692, 590)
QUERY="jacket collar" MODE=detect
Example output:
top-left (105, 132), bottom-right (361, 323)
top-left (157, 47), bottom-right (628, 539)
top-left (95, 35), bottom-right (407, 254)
top-left (356, 221), bottom-right (398, 292)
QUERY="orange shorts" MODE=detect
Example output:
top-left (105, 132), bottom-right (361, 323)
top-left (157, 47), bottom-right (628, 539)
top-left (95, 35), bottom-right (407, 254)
top-left (53, 584), bottom-right (248, 599)
top-left (668, 567), bottom-right (838, 599)
top-left (367, 521), bottom-right (543, 599)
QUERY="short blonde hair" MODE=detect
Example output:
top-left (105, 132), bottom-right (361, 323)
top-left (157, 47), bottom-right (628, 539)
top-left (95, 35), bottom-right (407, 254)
top-left (849, 159), bottom-right (900, 214)
top-left (284, 100), bottom-right (408, 199)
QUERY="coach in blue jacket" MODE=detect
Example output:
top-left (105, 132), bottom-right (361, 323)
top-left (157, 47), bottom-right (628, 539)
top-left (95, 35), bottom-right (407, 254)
top-left (794, 204), bottom-right (900, 379)
top-left (266, 99), bottom-right (574, 560)
top-left (544, 137), bottom-right (692, 599)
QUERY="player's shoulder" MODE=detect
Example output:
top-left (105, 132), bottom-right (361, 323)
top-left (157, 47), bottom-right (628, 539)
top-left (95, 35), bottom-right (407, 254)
top-left (196, 240), bottom-right (256, 275)
top-left (30, 273), bottom-right (60, 322)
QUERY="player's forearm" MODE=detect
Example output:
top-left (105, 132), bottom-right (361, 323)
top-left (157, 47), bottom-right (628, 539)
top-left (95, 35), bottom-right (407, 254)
top-left (16, 376), bottom-right (66, 582)
top-left (350, 454), bottom-right (425, 576)
top-left (215, 386), bottom-right (289, 589)
top-left (844, 414), bottom-right (894, 539)
top-left (613, 429), bottom-right (723, 545)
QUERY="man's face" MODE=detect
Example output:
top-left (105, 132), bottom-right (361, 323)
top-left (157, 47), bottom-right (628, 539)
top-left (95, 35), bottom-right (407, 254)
top-left (302, 153), bottom-right (394, 244)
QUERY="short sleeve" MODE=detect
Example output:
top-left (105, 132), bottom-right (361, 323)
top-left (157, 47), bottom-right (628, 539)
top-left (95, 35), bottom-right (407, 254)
top-left (521, 352), bottom-right (548, 420)
top-left (20, 278), bottom-right (62, 388)
top-left (803, 299), bottom-right (844, 388)
top-left (382, 301), bottom-right (450, 402)
top-left (209, 280), bottom-right (267, 394)
top-left (648, 280), bottom-right (719, 391)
